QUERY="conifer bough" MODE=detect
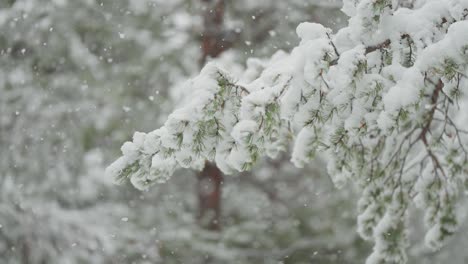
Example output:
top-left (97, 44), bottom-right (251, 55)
top-left (107, 0), bottom-right (468, 262)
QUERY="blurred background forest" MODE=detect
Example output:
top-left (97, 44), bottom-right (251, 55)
top-left (1, 0), bottom-right (467, 263)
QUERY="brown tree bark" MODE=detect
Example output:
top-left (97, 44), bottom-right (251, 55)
top-left (199, 0), bottom-right (235, 66)
top-left (196, 0), bottom-right (232, 231)
top-left (197, 163), bottom-right (223, 230)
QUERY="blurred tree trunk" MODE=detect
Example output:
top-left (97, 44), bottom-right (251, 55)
top-left (197, 163), bottom-right (223, 230)
top-left (196, 0), bottom-right (234, 231)
top-left (199, 0), bottom-right (233, 66)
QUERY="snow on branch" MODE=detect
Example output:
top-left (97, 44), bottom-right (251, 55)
top-left (108, 0), bottom-right (468, 262)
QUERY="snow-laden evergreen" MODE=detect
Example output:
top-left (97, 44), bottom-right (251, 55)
top-left (108, 0), bottom-right (468, 262)
top-left (2, 0), bottom-right (359, 262)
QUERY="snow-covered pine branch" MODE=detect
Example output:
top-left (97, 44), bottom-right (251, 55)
top-left (107, 0), bottom-right (468, 262)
